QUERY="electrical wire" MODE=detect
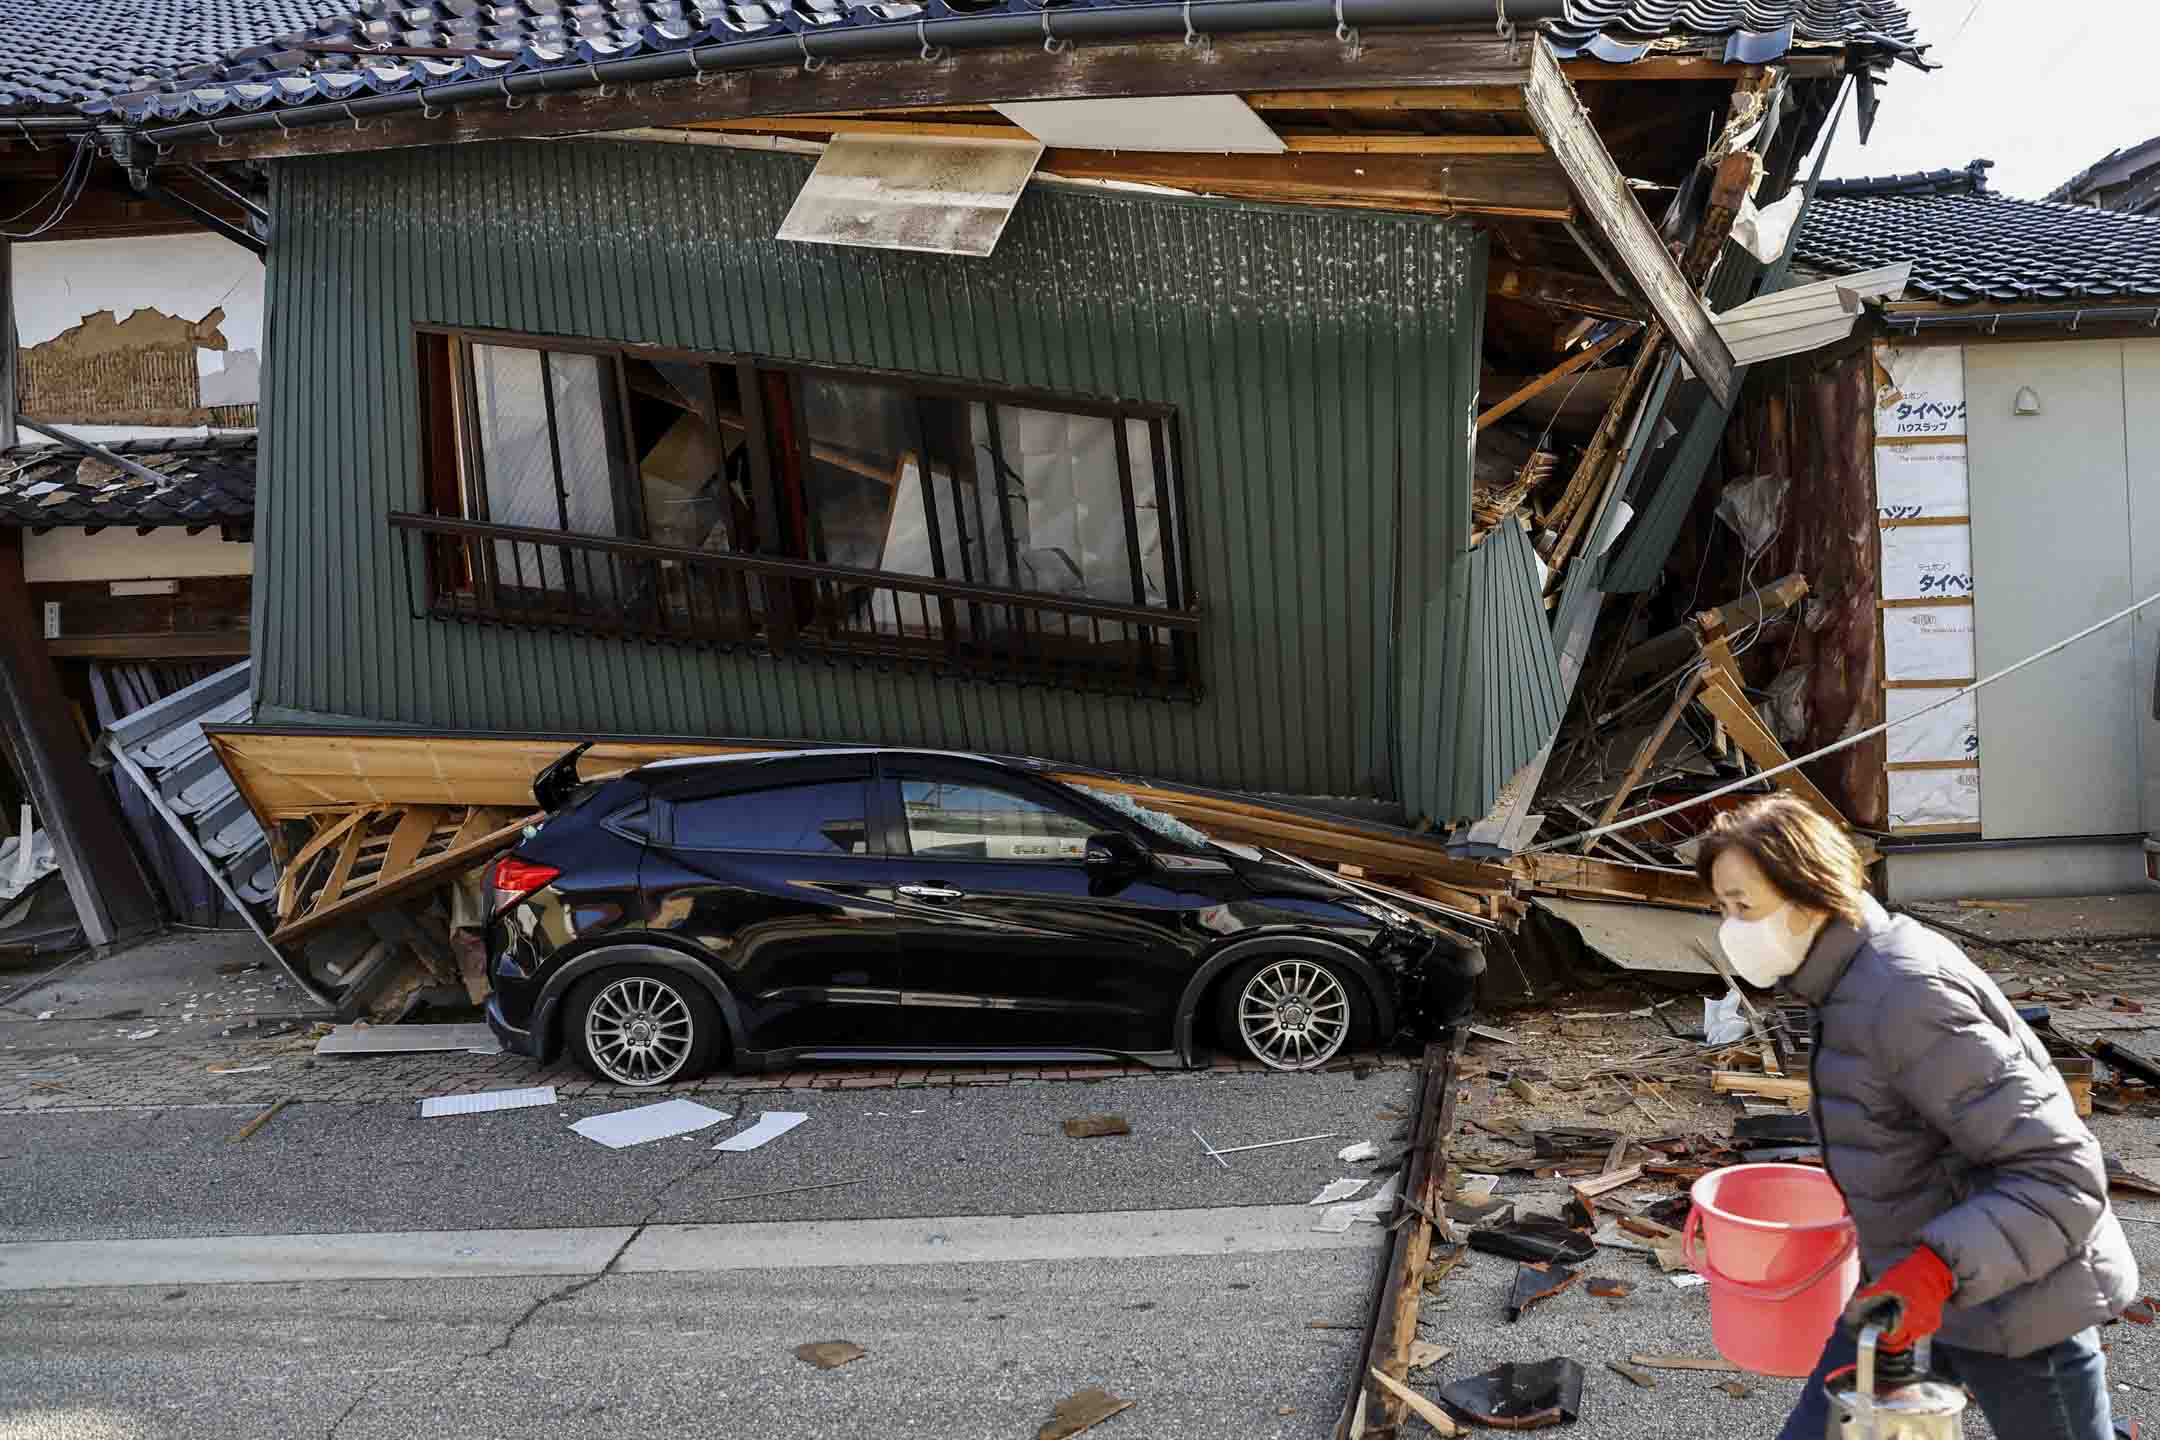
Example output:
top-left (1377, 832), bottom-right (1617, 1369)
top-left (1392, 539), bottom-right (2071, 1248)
top-left (0, 131), bottom-right (97, 239)
top-left (1524, 583), bottom-right (2160, 854)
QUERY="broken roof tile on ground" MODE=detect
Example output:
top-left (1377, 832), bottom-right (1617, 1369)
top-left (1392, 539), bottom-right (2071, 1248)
top-left (1797, 158), bottom-right (2160, 306)
top-left (0, 434), bottom-right (255, 532)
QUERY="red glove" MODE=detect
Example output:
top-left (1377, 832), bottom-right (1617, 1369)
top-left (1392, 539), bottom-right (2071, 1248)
top-left (1843, 1245), bottom-right (1956, 1350)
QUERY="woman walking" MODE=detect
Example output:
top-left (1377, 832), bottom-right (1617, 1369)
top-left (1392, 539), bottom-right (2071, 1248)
top-left (1694, 796), bottom-right (2137, 1440)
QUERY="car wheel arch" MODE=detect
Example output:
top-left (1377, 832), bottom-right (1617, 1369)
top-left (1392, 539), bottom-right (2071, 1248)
top-left (1174, 933), bottom-right (1396, 1066)
top-left (532, 939), bottom-right (748, 1064)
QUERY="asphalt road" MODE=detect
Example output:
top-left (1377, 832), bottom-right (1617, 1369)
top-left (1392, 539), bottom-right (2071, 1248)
top-left (0, 1249), bottom-right (1376, 1440)
top-left (0, 1069), bottom-right (1416, 1241)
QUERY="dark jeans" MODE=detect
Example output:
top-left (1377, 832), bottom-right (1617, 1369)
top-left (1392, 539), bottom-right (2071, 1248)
top-left (1777, 1326), bottom-right (2114, 1439)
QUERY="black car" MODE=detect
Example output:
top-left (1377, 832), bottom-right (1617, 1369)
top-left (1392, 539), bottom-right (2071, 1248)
top-left (483, 746), bottom-right (1482, 1086)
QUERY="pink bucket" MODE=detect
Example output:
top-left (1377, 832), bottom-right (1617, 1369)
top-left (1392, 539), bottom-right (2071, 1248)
top-left (1683, 1163), bottom-right (1860, 1377)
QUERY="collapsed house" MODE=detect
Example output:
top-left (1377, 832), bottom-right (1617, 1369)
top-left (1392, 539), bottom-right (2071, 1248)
top-left (0, 0), bottom-right (1932, 1004)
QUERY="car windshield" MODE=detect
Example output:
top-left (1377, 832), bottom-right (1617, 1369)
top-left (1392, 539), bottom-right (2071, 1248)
top-left (1077, 787), bottom-right (1258, 858)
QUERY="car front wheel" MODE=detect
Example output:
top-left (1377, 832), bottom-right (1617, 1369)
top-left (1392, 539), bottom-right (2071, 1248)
top-left (566, 966), bottom-right (724, 1087)
top-left (1215, 954), bottom-right (1366, 1071)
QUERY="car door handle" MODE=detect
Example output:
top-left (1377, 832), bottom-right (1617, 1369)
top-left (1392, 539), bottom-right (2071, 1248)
top-left (899, 884), bottom-right (965, 902)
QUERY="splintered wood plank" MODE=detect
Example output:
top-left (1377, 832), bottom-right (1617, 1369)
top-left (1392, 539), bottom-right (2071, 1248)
top-left (1244, 85), bottom-right (1526, 111)
top-left (272, 810), bottom-right (541, 947)
top-left (1584, 667), bottom-right (1704, 852)
top-left (379, 806), bottom-right (449, 884)
top-left (309, 821), bottom-right (369, 926)
top-left (1522, 39), bottom-right (1735, 406)
top-left (1693, 668), bottom-right (1845, 824)
top-left (1478, 325), bottom-right (1633, 430)
top-left (275, 808), bottom-right (373, 918)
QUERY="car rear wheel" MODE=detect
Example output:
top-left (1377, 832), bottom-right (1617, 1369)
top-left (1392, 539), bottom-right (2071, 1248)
top-left (1215, 954), bottom-right (1366, 1071)
top-left (567, 966), bottom-right (723, 1087)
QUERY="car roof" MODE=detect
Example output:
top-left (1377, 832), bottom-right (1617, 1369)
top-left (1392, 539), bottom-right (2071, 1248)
top-left (632, 746), bottom-right (1014, 777)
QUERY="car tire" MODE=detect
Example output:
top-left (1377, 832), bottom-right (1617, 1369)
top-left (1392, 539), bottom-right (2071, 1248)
top-left (565, 965), bottom-right (725, 1087)
top-left (1214, 953), bottom-right (1369, 1072)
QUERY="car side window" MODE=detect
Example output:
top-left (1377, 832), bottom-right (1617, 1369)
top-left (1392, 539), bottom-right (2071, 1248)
top-left (900, 779), bottom-right (1098, 861)
top-left (668, 781), bottom-right (870, 855)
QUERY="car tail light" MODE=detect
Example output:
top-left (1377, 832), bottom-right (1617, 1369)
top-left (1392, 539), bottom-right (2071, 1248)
top-left (490, 856), bottom-right (560, 911)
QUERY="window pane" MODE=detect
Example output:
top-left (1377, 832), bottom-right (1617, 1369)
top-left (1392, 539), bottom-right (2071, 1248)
top-left (969, 405), bottom-right (1168, 606)
top-left (670, 782), bottom-right (869, 854)
top-left (469, 343), bottom-right (627, 601)
top-left (902, 779), bottom-right (1096, 861)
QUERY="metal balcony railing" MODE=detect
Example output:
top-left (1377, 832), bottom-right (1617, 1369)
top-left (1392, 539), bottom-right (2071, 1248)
top-left (388, 512), bottom-right (1202, 698)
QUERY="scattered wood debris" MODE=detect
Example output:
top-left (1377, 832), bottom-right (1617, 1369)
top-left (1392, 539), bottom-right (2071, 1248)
top-left (1038, 1388), bottom-right (1134, 1440)
top-left (794, 1341), bottom-right (866, 1369)
top-left (1408, 1341), bottom-right (1453, 1371)
top-left (227, 1096), bottom-right (290, 1143)
top-left (1628, 1353), bottom-right (1738, 1373)
top-left (1586, 1277), bottom-right (1633, 1299)
top-left (1367, 1366), bottom-right (1461, 1437)
top-left (1716, 1379), bottom-right (1753, 1399)
top-left (1061, 1115), bottom-right (1131, 1139)
top-left (1606, 1361), bottom-right (1657, 1389)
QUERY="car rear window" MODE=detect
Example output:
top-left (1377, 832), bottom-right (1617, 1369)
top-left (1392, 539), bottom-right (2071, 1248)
top-left (668, 781), bottom-right (870, 855)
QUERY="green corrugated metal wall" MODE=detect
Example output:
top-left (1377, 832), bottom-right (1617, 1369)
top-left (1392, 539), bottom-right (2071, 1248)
top-left (253, 139), bottom-right (1491, 816)
top-left (1457, 517), bottom-right (1565, 810)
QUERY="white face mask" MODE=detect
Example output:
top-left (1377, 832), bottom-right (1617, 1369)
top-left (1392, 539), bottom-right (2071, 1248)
top-left (1718, 903), bottom-right (1817, 988)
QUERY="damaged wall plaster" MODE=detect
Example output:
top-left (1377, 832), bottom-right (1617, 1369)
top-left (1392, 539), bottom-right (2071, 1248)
top-left (23, 526), bottom-right (253, 584)
top-left (12, 235), bottom-right (262, 437)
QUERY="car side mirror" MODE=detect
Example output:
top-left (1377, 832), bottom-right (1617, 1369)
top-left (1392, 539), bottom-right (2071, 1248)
top-left (1083, 831), bottom-right (1148, 871)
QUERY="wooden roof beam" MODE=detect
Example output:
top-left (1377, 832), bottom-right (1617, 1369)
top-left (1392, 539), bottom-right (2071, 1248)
top-left (691, 114), bottom-right (1549, 157)
top-left (1489, 259), bottom-right (1636, 320)
top-left (1521, 37), bottom-right (1735, 407)
top-left (1037, 148), bottom-right (1573, 220)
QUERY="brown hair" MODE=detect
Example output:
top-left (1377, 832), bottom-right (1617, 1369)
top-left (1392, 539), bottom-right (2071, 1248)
top-left (1693, 795), bottom-right (1870, 924)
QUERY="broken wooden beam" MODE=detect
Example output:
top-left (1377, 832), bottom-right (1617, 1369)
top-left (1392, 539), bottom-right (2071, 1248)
top-left (1522, 39), bottom-right (1735, 407)
top-left (1477, 325), bottom-right (1635, 431)
top-left (1488, 260), bottom-right (1636, 321)
top-left (1608, 574), bottom-right (1809, 689)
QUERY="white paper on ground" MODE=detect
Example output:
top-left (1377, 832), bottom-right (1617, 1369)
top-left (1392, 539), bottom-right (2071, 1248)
top-left (712, 1110), bottom-right (809, 1153)
top-left (1337, 1141), bottom-right (1379, 1163)
top-left (1460, 1173), bottom-right (1500, 1199)
top-left (1308, 1178), bottom-right (1371, 1207)
top-left (1670, 1274), bottom-right (1709, 1289)
top-left (1348, 1176), bottom-right (1401, 1225)
top-left (571, 1099), bottom-right (732, 1149)
top-left (1883, 606), bottom-right (1976, 682)
top-left (1312, 1205), bottom-right (1358, 1234)
top-left (421, 1085), bottom-right (559, 1118)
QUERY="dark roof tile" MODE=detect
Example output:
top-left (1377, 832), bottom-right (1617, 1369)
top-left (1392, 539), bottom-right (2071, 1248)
top-left (0, 0), bottom-right (1919, 119)
top-left (1796, 169), bottom-right (2160, 307)
top-left (0, 435), bottom-right (256, 531)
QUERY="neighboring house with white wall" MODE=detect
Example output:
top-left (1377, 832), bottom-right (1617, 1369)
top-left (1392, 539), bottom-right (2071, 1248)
top-left (1731, 161), bottom-right (2160, 899)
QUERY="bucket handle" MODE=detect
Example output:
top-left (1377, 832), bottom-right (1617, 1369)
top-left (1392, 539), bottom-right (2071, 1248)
top-left (1682, 1205), bottom-right (1859, 1304)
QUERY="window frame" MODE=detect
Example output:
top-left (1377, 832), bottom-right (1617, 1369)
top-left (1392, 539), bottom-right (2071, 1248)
top-left (401, 323), bottom-right (1202, 697)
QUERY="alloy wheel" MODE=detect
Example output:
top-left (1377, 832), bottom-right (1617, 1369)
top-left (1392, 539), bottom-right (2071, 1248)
top-left (583, 974), bottom-right (697, 1085)
top-left (1237, 959), bottom-right (1351, 1070)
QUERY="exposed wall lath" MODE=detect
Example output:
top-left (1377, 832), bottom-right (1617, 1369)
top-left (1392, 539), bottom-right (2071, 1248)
top-left (255, 140), bottom-right (1487, 815)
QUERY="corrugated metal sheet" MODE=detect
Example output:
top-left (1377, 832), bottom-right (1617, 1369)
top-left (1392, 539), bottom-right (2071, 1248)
top-left (1603, 244), bottom-right (1769, 593)
top-left (99, 661), bottom-right (277, 913)
top-left (1458, 516), bottom-right (1565, 810)
top-left (255, 140), bottom-right (1489, 816)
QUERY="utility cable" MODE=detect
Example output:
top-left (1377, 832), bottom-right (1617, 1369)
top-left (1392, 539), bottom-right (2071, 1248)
top-left (1522, 585), bottom-right (2160, 855)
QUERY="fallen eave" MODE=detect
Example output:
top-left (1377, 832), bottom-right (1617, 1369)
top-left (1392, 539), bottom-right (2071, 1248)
top-left (1519, 36), bottom-right (1737, 406)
